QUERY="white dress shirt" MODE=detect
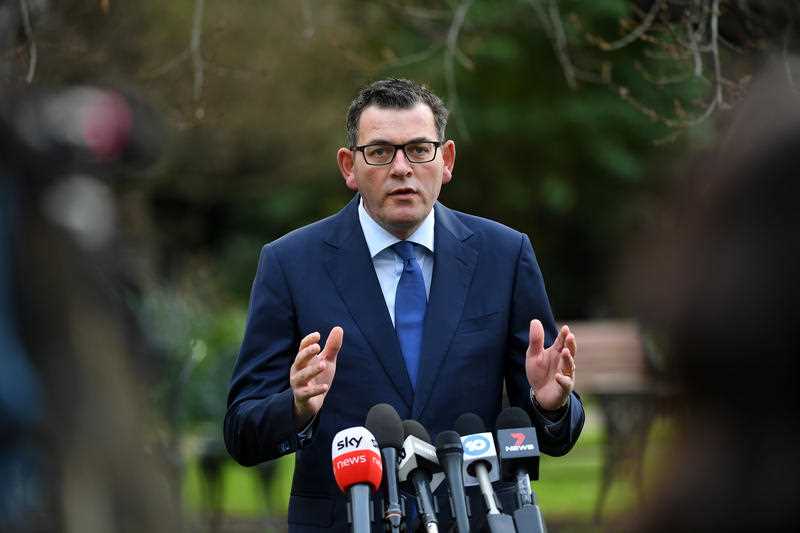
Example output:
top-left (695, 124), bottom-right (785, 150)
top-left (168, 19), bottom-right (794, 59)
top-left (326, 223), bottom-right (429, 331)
top-left (358, 198), bottom-right (434, 326)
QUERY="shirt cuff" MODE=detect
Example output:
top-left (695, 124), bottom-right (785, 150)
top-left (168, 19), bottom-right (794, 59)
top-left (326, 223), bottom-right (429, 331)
top-left (530, 388), bottom-right (570, 423)
top-left (296, 413), bottom-right (318, 448)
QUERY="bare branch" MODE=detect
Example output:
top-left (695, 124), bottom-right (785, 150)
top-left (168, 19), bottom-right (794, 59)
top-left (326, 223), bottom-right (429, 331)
top-left (547, 0), bottom-right (578, 89)
top-left (444, 0), bottom-right (473, 140)
top-left (19, 0), bottom-right (36, 83)
top-left (301, 0), bottom-right (315, 40)
top-left (382, 44), bottom-right (442, 69)
top-left (204, 60), bottom-right (272, 82)
top-left (634, 60), bottom-right (694, 85)
top-left (685, 17), bottom-right (704, 77)
top-left (191, 0), bottom-right (205, 102)
top-left (377, 1), bottom-right (451, 21)
top-left (140, 49), bottom-right (190, 79)
top-left (599, 0), bottom-right (663, 51)
top-left (783, 18), bottom-right (798, 92)
top-left (527, 0), bottom-right (578, 89)
top-left (709, 0), bottom-right (724, 109)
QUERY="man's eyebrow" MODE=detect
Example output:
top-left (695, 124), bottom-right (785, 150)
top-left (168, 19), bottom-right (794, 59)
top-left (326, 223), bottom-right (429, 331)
top-left (361, 136), bottom-right (435, 145)
top-left (361, 138), bottom-right (391, 145)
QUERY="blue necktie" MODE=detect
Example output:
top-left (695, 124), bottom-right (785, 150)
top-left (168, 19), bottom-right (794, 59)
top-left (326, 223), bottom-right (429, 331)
top-left (392, 241), bottom-right (426, 391)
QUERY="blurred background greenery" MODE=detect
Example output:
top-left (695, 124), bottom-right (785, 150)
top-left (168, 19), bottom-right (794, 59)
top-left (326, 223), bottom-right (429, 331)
top-left (7, 0), bottom-right (797, 531)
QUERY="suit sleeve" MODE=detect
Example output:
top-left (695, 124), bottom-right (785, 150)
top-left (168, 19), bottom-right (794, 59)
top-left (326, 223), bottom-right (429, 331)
top-left (505, 234), bottom-right (585, 456)
top-left (224, 243), bottom-right (302, 466)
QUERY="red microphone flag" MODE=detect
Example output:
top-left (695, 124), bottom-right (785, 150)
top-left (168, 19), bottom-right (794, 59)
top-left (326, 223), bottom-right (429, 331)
top-left (331, 426), bottom-right (382, 493)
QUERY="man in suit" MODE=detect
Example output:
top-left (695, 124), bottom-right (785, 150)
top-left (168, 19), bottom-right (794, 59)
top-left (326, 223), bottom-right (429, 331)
top-left (225, 78), bottom-right (584, 532)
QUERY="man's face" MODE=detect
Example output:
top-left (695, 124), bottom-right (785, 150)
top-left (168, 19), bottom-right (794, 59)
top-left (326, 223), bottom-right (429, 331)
top-left (337, 103), bottom-right (456, 239)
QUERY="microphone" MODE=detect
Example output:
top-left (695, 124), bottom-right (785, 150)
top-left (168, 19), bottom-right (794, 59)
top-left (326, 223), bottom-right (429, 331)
top-left (435, 430), bottom-right (471, 533)
top-left (454, 413), bottom-right (516, 533)
top-left (365, 403), bottom-right (405, 533)
top-left (496, 407), bottom-right (545, 533)
top-left (399, 420), bottom-right (444, 533)
top-left (331, 426), bottom-right (383, 533)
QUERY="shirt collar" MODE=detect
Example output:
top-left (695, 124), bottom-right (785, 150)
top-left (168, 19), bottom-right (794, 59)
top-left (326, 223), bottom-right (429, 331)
top-left (358, 197), bottom-right (435, 258)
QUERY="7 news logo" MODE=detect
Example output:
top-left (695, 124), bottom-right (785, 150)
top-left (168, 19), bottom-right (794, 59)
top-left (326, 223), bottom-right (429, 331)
top-left (504, 432), bottom-right (535, 452)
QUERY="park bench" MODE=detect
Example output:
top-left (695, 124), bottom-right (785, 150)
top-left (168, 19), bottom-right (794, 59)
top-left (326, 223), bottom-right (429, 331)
top-left (566, 319), bottom-right (672, 523)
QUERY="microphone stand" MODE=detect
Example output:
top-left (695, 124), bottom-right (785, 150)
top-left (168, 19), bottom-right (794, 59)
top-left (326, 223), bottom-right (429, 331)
top-left (382, 447), bottom-right (403, 533)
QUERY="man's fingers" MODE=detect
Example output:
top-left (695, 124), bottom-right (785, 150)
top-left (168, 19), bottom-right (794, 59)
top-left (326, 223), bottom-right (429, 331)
top-left (294, 382), bottom-right (329, 402)
top-left (321, 326), bottom-right (344, 360)
top-left (291, 357), bottom-right (327, 389)
top-left (555, 325), bottom-right (569, 351)
top-left (299, 331), bottom-right (321, 351)
top-left (555, 373), bottom-right (574, 392)
top-left (292, 342), bottom-right (321, 372)
top-left (560, 349), bottom-right (575, 378)
top-left (565, 332), bottom-right (577, 359)
top-left (528, 319), bottom-right (545, 356)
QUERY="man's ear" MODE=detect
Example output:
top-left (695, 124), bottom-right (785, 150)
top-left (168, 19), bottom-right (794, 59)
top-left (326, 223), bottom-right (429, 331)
top-left (337, 148), bottom-right (358, 191)
top-left (441, 140), bottom-right (456, 184)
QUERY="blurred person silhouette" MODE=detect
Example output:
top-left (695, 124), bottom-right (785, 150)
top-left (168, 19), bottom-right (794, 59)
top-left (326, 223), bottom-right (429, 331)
top-left (623, 58), bottom-right (800, 531)
top-left (0, 83), bottom-right (173, 532)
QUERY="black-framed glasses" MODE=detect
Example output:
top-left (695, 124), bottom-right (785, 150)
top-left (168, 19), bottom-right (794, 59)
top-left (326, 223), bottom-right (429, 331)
top-left (352, 141), bottom-right (442, 166)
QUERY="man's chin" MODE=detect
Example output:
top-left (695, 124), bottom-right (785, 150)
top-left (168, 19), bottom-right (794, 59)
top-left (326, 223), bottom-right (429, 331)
top-left (383, 215), bottom-right (425, 239)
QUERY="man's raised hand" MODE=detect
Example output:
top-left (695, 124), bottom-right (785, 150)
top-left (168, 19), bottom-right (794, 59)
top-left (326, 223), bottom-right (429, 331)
top-left (525, 319), bottom-right (576, 412)
top-left (290, 326), bottom-right (343, 429)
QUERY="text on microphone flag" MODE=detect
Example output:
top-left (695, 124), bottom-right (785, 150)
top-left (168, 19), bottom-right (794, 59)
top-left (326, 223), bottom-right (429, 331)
top-left (463, 434), bottom-right (491, 456)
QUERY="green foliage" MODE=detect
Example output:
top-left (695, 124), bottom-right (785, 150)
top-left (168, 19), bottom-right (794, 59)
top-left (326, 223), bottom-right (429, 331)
top-left (136, 283), bottom-right (245, 433)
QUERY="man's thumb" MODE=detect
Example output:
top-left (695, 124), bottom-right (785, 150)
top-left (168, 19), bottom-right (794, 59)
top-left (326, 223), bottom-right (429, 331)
top-left (528, 319), bottom-right (544, 355)
top-left (323, 326), bottom-right (343, 359)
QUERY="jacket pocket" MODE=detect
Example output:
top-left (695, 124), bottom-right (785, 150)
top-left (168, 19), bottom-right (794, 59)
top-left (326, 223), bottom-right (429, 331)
top-left (455, 311), bottom-right (500, 335)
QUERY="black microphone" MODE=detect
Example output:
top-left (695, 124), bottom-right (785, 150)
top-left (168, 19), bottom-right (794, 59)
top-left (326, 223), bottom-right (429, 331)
top-left (454, 413), bottom-right (516, 533)
top-left (365, 404), bottom-right (405, 533)
top-left (435, 430), bottom-right (471, 533)
top-left (496, 407), bottom-right (545, 533)
top-left (400, 420), bottom-right (443, 533)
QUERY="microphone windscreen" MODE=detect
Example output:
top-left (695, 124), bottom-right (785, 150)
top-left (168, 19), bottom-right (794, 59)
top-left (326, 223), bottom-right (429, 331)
top-left (331, 426), bottom-right (383, 492)
top-left (435, 430), bottom-right (462, 449)
top-left (495, 406), bottom-right (532, 430)
top-left (402, 419), bottom-right (432, 444)
top-left (365, 403), bottom-right (404, 449)
top-left (455, 412), bottom-right (486, 436)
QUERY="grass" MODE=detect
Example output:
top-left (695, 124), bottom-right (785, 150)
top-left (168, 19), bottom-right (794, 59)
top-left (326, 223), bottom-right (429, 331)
top-left (183, 402), bottom-right (675, 529)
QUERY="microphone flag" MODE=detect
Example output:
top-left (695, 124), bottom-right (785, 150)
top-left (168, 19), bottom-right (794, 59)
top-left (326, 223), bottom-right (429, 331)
top-left (331, 426), bottom-right (383, 493)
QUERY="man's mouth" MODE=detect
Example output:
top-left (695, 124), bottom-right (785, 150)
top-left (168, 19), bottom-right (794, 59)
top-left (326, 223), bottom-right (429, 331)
top-left (388, 188), bottom-right (417, 197)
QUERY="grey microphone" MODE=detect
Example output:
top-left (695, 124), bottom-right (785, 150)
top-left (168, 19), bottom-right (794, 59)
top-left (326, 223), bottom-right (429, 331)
top-left (455, 413), bottom-right (517, 533)
top-left (400, 420), bottom-right (442, 533)
top-left (454, 413), bottom-right (500, 514)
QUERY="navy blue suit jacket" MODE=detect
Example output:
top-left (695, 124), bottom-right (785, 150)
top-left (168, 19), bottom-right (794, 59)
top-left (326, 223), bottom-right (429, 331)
top-left (225, 195), bottom-right (584, 531)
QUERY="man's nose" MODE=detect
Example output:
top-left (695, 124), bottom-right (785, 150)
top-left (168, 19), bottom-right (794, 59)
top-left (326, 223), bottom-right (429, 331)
top-left (389, 148), bottom-right (412, 176)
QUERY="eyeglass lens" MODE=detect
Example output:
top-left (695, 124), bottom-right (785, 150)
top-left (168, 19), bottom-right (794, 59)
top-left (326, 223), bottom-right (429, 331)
top-left (363, 142), bottom-right (437, 165)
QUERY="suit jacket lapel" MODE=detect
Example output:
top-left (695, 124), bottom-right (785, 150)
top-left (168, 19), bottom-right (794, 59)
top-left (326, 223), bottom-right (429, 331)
top-left (412, 203), bottom-right (477, 419)
top-left (323, 195), bottom-right (414, 408)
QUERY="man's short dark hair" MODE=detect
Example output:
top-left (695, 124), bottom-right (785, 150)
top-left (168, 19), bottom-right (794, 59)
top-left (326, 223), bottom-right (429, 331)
top-left (345, 78), bottom-right (449, 147)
